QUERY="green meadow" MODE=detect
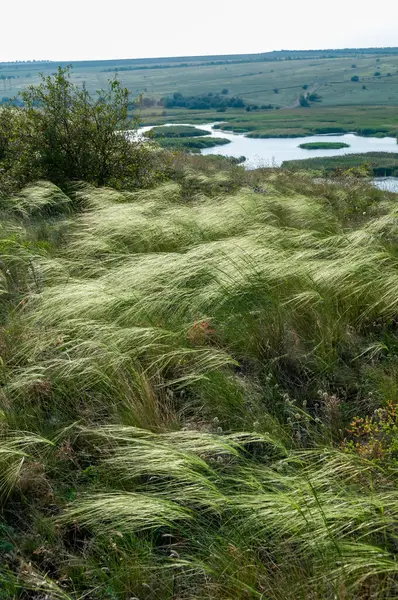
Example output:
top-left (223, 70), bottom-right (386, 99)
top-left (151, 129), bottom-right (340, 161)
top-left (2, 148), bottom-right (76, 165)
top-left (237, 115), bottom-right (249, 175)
top-left (2, 64), bottom-right (398, 600)
top-left (2, 48), bottom-right (398, 137)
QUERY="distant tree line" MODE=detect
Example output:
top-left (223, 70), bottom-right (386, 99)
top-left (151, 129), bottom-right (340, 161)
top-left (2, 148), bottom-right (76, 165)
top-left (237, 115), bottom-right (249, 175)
top-left (160, 92), bottom-right (245, 110)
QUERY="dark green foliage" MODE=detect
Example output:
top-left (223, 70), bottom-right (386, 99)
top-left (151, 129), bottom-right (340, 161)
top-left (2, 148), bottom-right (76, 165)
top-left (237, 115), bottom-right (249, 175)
top-left (299, 95), bottom-right (310, 107)
top-left (308, 92), bottom-right (322, 102)
top-left (374, 71), bottom-right (381, 76)
top-left (351, 75), bottom-right (360, 82)
top-left (152, 136), bottom-right (230, 151)
top-left (298, 141), bottom-right (350, 149)
top-left (20, 67), bottom-right (148, 187)
top-left (0, 67), bottom-right (155, 193)
top-left (161, 91), bottom-right (245, 110)
top-left (148, 125), bottom-right (210, 138)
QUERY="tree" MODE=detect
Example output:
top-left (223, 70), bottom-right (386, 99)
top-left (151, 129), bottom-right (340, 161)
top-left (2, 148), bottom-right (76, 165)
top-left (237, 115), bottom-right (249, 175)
top-left (302, 84), bottom-right (309, 90)
top-left (299, 95), bottom-right (310, 107)
top-left (19, 66), bottom-right (148, 188)
top-left (374, 72), bottom-right (381, 77)
top-left (273, 88), bottom-right (279, 94)
top-left (351, 75), bottom-right (359, 82)
top-left (0, 67), bottom-right (153, 194)
top-left (221, 88), bottom-right (229, 94)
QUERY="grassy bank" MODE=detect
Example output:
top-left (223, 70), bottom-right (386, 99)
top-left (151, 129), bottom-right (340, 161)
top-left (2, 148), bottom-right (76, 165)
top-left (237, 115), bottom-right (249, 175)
top-left (147, 125), bottom-right (210, 138)
top-left (138, 105), bottom-right (398, 140)
top-left (2, 160), bottom-right (398, 598)
top-left (283, 151), bottom-right (398, 176)
top-left (152, 135), bottom-right (231, 151)
top-left (298, 141), bottom-right (350, 149)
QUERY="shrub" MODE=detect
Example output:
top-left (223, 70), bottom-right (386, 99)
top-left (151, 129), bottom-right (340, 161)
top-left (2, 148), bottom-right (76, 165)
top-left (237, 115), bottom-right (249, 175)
top-left (308, 92), bottom-right (322, 102)
top-left (0, 66), bottom-right (153, 192)
top-left (351, 75), bottom-right (359, 82)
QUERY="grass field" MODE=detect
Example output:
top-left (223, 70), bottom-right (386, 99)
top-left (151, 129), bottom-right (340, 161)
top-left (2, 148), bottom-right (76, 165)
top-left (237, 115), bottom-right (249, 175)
top-left (2, 155), bottom-right (398, 598)
top-left (2, 49), bottom-right (398, 138)
top-left (3, 58), bottom-right (398, 600)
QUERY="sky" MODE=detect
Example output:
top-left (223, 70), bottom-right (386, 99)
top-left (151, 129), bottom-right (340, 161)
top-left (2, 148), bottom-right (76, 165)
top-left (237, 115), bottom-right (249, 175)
top-left (2, 0), bottom-right (398, 62)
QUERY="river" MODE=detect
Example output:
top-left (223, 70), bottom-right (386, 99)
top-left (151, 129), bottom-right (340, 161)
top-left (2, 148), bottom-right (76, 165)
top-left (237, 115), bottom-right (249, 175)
top-left (138, 123), bottom-right (398, 192)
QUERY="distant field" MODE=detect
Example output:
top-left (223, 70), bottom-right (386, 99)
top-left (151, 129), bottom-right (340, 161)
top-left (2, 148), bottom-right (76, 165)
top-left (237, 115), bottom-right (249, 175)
top-left (282, 151), bottom-right (398, 176)
top-left (2, 48), bottom-right (398, 137)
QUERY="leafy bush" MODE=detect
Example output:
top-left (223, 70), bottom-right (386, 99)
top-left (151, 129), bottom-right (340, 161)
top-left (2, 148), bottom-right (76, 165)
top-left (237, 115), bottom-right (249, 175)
top-left (308, 92), bottom-right (323, 102)
top-left (0, 66), bottom-right (155, 193)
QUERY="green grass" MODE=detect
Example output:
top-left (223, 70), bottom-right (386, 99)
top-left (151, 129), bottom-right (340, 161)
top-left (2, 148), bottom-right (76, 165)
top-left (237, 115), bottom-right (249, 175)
top-left (3, 161), bottom-right (398, 598)
top-left (154, 136), bottom-right (231, 151)
top-left (2, 50), bottom-right (398, 138)
top-left (298, 141), bottom-right (350, 149)
top-left (147, 125), bottom-right (210, 138)
top-left (283, 151), bottom-right (398, 176)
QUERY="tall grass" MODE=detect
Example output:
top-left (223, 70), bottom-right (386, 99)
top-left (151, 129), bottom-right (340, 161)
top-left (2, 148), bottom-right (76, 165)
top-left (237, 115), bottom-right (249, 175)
top-left (1, 162), bottom-right (398, 598)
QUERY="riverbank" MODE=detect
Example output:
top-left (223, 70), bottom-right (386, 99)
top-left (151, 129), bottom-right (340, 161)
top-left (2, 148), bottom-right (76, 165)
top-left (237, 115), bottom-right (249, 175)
top-left (282, 152), bottom-right (398, 177)
top-left (139, 123), bottom-right (398, 168)
top-left (139, 105), bottom-right (398, 140)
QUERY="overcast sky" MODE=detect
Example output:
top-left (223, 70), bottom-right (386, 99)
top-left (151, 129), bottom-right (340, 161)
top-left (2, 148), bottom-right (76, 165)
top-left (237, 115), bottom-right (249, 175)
top-left (2, 0), bottom-right (398, 62)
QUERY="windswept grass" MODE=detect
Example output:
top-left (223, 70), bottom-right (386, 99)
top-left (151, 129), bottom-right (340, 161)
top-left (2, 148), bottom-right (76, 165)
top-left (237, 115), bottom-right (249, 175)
top-left (1, 159), bottom-right (398, 598)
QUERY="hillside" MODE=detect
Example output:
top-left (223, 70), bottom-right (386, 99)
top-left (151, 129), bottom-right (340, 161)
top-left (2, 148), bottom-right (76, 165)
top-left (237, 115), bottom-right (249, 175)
top-left (2, 48), bottom-right (398, 139)
top-left (2, 161), bottom-right (398, 598)
top-left (2, 68), bottom-right (398, 600)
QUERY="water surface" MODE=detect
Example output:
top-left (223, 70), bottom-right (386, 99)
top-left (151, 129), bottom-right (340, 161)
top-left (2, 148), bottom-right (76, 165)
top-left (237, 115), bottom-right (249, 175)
top-left (372, 178), bottom-right (398, 193)
top-left (138, 122), bottom-right (398, 170)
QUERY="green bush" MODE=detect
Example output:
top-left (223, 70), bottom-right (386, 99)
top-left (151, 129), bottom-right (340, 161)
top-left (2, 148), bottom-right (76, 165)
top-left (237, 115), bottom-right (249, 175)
top-left (0, 66), bottom-right (154, 193)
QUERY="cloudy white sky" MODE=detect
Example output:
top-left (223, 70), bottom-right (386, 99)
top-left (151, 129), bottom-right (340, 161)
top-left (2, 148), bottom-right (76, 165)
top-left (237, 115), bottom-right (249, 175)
top-left (2, 0), bottom-right (398, 62)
